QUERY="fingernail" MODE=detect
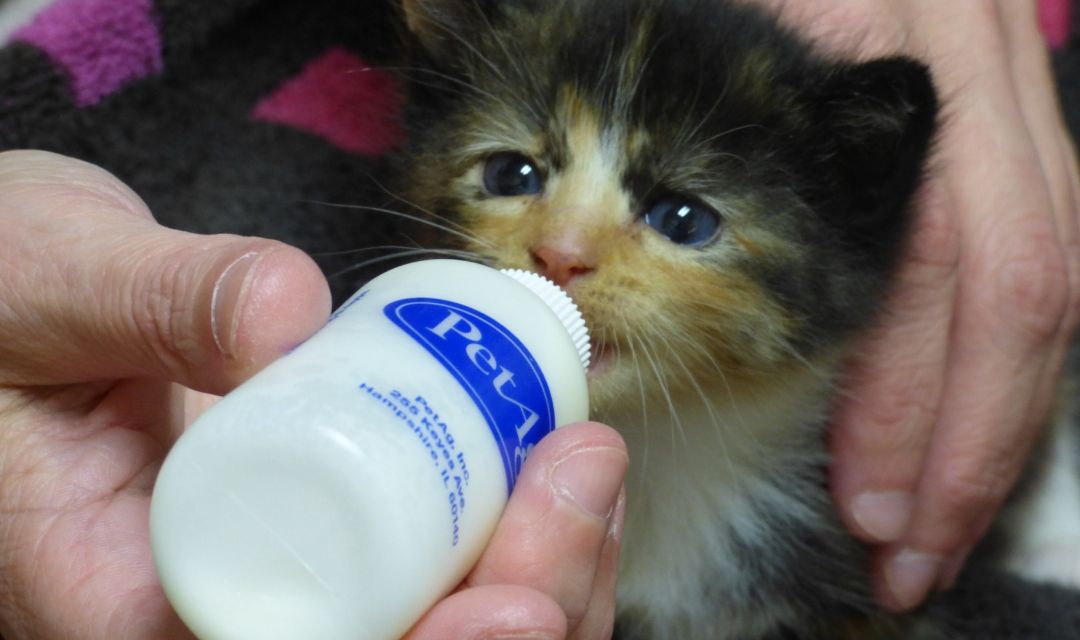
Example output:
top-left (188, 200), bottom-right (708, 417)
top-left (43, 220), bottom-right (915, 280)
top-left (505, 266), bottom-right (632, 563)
top-left (884, 549), bottom-right (942, 611)
top-left (550, 447), bottom-right (627, 520)
top-left (851, 491), bottom-right (913, 543)
top-left (211, 251), bottom-right (261, 357)
top-left (938, 546), bottom-right (972, 591)
top-left (608, 489), bottom-right (627, 541)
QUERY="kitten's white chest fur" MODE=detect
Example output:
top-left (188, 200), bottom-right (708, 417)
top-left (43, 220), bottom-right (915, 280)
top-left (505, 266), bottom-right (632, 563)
top-left (602, 369), bottom-right (840, 639)
top-left (1003, 391), bottom-right (1080, 588)
top-left (603, 360), bottom-right (1080, 638)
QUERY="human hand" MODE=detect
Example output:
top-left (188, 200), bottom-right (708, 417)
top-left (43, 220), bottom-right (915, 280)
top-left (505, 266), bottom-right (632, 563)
top-left (0, 150), bottom-right (627, 639)
top-left (406, 422), bottom-right (627, 640)
top-left (759, 0), bottom-right (1080, 611)
top-left (0, 148), bottom-right (331, 638)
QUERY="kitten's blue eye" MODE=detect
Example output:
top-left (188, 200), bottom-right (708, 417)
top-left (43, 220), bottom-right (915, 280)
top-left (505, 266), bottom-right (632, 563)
top-left (642, 199), bottom-right (722, 246)
top-left (483, 153), bottom-right (543, 197)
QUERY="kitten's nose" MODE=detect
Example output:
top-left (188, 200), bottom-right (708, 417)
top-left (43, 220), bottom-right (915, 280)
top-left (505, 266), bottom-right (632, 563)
top-left (530, 245), bottom-right (595, 287)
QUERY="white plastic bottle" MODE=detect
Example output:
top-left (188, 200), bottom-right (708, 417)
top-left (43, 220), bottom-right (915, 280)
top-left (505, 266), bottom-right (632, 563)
top-left (149, 259), bottom-right (590, 640)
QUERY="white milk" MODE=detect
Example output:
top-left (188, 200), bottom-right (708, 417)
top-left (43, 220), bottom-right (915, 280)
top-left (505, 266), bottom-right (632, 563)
top-left (150, 259), bottom-right (590, 640)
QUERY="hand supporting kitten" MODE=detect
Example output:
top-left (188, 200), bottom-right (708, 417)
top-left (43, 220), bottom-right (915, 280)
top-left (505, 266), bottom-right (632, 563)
top-left (761, 0), bottom-right (1080, 612)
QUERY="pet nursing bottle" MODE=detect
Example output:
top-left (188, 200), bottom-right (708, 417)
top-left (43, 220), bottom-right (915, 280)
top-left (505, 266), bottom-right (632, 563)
top-left (149, 259), bottom-right (590, 640)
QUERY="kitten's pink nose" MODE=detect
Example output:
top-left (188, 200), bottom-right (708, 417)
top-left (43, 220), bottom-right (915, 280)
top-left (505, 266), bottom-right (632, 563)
top-left (530, 245), bottom-right (595, 287)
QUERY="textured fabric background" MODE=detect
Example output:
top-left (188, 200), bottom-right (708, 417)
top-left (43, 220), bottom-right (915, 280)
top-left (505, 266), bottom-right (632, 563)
top-left (0, 0), bottom-right (408, 302)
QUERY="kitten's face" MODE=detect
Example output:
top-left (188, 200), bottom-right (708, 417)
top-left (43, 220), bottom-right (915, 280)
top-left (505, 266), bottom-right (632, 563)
top-left (422, 89), bottom-right (799, 410)
top-left (399, 0), bottom-right (937, 413)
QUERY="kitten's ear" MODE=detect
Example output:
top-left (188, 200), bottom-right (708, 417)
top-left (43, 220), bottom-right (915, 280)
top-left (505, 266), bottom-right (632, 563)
top-left (402, 0), bottom-right (466, 52)
top-left (811, 57), bottom-right (938, 212)
top-left (401, 0), bottom-right (517, 55)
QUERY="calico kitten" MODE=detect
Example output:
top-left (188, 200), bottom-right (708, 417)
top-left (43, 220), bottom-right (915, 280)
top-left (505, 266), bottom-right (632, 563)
top-left (388, 0), bottom-right (1080, 638)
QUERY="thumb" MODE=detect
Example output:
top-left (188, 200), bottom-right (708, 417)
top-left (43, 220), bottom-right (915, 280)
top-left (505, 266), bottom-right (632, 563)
top-left (0, 150), bottom-right (331, 393)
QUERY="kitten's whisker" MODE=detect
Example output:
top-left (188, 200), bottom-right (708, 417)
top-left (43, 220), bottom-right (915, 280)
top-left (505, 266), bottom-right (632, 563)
top-left (330, 248), bottom-right (481, 279)
top-left (324, 190), bottom-right (475, 239)
top-left (379, 64), bottom-right (535, 125)
top-left (624, 329), bottom-right (652, 481)
top-left (639, 339), bottom-right (689, 497)
top-left (668, 350), bottom-right (748, 495)
top-left (778, 342), bottom-right (827, 377)
top-left (347, 172), bottom-right (473, 234)
top-left (384, 66), bottom-right (516, 114)
top-left (695, 349), bottom-right (771, 461)
top-left (390, 73), bottom-right (478, 101)
top-left (636, 332), bottom-right (687, 454)
top-left (308, 201), bottom-right (496, 250)
top-left (313, 245), bottom-right (413, 258)
top-left (314, 244), bottom-right (480, 260)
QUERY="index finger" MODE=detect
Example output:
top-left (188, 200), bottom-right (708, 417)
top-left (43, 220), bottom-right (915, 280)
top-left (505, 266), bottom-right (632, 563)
top-left (467, 421), bottom-right (628, 632)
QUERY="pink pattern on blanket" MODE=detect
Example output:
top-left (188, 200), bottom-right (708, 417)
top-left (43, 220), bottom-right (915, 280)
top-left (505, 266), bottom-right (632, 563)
top-left (252, 47), bottom-right (404, 156)
top-left (13, 0), bottom-right (163, 107)
top-left (1040, 0), bottom-right (1074, 49)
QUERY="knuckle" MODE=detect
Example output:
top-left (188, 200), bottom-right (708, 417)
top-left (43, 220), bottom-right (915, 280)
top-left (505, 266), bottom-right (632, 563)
top-left (1061, 245), bottom-right (1080, 337)
top-left (128, 250), bottom-right (208, 377)
top-left (970, 0), bottom-right (1000, 23)
top-left (857, 379), bottom-right (934, 443)
top-left (840, 351), bottom-right (941, 452)
top-left (935, 461), bottom-right (1009, 519)
top-left (988, 234), bottom-right (1070, 342)
top-left (905, 186), bottom-right (961, 274)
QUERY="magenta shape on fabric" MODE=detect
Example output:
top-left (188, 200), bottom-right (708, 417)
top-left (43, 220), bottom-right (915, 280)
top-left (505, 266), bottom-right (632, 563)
top-left (1039, 0), bottom-right (1073, 49)
top-left (13, 0), bottom-right (163, 107)
top-left (251, 47), bottom-right (405, 156)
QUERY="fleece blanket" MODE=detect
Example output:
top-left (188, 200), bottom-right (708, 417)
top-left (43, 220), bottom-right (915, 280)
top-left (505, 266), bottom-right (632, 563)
top-left (0, 0), bottom-right (410, 301)
top-left (2, 1), bottom-right (1080, 637)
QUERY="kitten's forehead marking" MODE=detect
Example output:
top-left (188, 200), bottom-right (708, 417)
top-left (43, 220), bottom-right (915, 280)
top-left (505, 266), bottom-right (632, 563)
top-left (611, 11), bottom-right (657, 118)
top-left (548, 85), bottom-right (634, 226)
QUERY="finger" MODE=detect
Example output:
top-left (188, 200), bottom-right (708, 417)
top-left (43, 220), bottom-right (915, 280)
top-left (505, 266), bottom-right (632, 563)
top-left (763, 0), bottom-right (912, 58)
top-left (1001, 0), bottom-right (1078, 219)
top-left (829, 177), bottom-right (959, 545)
top-left (181, 387), bottom-right (223, 429)
top-left (467, 422), bottom-right (628, 631)
top-left (404, 585), bottom-right (567, 640)
top-left (1002, 0), bottom-right (1080, 328)
top-left (876, 7), bottom-right (1073, 609)
top-left (1003, 0), bottom-right (1080, 377)
top-left (958, 1), bottom-right (1080, 593)
top-left (0, 150), bottom-right (331, 394)
top-left (572, 488), bottom-right (624, 640)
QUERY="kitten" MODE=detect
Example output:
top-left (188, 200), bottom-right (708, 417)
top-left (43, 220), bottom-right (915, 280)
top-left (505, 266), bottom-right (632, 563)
top-left (389, 0), bottom-right (1080, 638)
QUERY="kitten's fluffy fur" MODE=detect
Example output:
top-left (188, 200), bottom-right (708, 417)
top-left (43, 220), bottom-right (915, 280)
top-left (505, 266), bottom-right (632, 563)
top-left (391, 1), bottom-right (1080, 637)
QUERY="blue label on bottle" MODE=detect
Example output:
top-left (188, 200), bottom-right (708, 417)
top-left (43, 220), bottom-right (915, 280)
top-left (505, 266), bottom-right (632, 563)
top-left (384, 298), bottom-right (555, 495)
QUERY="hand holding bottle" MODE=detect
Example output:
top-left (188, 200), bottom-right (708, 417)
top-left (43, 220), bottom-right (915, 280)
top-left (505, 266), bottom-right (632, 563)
top-left (0, 150), bottom-right (626, 640)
